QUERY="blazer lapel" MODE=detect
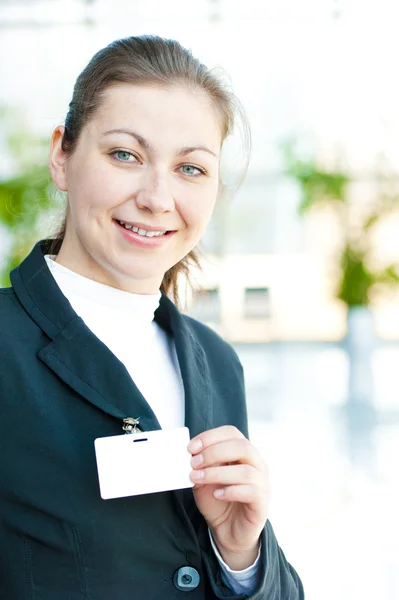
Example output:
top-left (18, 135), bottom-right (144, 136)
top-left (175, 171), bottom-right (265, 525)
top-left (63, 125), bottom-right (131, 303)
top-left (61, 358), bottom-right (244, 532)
top-left (155, 296), bottom-right (212, 438)
top-left (37, 320), bottom-right (162, 432)
top-left (11, 241), bottom-right (161, 432)
top-left (11, 240), bottom-right (212, 437)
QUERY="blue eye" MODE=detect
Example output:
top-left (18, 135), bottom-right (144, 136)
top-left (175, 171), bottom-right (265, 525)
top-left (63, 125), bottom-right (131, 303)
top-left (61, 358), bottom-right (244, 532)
top-left (115, 150), bottom-right (134, 162)
top-left (181, 165), bottom-right (204, 176)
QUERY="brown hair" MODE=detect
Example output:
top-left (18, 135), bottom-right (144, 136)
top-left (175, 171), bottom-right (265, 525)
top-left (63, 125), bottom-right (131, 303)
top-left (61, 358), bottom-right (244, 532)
top-left (52, 35), bottom-right (249, 302)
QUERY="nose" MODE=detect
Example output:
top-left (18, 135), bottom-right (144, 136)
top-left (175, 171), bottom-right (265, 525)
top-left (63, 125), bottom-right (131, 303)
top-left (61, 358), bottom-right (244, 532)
top-left (135, 169), bottom-right (175, 215)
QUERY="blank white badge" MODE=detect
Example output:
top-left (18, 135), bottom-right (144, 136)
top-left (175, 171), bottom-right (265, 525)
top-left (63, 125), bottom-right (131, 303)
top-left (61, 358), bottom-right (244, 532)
top-left (94, 426), bottom-right (194, 500)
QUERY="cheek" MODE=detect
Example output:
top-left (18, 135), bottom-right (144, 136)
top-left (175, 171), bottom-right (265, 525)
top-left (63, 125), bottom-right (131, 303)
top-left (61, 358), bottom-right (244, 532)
top-left (183, 184), bottom-right (218, 226)
top-left (182, 199), bottom-right (216, 241)
top-left (180, 202), bottom-right (203, 224)
top-left (68, 166), bottom-right (119, 215)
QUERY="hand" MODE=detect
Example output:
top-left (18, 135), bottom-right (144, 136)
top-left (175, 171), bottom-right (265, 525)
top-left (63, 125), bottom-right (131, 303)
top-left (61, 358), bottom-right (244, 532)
top-left (188, 426), bottom-right (270, 571)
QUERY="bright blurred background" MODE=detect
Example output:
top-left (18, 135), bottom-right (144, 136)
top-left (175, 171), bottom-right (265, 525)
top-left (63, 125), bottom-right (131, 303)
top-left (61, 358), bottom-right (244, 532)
top-left (1, 1), bottom-right (399, 598)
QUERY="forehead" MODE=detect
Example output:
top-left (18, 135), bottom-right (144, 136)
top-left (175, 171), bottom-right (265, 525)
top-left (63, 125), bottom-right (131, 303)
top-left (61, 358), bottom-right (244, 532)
top-left (86, 83), bottom-right (223, 152)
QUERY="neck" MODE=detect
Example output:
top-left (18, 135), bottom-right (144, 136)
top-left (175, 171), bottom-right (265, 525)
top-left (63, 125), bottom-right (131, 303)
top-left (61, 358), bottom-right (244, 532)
top-left (55, 236), bottom-right (162, 294)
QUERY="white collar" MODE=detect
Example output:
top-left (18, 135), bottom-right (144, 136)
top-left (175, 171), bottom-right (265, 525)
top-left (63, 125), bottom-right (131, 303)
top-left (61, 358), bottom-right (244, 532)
top-left (44, 255), bottom-right (161, 324)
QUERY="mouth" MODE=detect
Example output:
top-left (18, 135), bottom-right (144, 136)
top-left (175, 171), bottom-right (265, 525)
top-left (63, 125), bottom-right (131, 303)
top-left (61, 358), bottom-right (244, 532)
top-left (115, 219), bottom-right (174, 238)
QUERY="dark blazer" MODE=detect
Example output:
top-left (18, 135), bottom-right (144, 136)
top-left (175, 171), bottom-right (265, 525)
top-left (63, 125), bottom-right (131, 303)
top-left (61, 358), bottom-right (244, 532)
top-left (0, 241), bottom-right (304, 600)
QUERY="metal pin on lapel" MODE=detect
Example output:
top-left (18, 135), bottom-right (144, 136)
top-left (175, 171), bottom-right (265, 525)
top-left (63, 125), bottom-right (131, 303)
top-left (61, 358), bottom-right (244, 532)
top-left (122, 417), bottom-right (141, 434)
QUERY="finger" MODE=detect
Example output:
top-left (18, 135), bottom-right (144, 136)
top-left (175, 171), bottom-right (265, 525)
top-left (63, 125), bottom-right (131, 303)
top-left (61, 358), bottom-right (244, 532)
top-left (213, 484), bottom-right (267, 505)
top-left (188, 425), bottom-right (246, 455)
top-left (190, 438), bottom-right (266, 472)
top-left (190, 463), bottom-right (262, 487)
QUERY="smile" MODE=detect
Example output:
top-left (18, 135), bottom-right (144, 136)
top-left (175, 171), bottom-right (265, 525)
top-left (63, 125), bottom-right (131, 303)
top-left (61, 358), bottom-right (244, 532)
top-left (114, 219), bottom-right (176, 248)
top-left (117, 220), bottom-right (168, 238)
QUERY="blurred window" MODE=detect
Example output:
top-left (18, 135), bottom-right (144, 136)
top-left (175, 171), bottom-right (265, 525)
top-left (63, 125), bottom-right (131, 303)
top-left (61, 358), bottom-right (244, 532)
top-left (190, 288), bottom-right (220, 323)
top-left (244, 287), bottom-right (270, 319)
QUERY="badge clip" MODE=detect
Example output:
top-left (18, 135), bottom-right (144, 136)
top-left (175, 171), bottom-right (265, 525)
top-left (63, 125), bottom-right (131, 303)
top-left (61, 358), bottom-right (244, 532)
top-left (122, 417), bottom-right (141, 434)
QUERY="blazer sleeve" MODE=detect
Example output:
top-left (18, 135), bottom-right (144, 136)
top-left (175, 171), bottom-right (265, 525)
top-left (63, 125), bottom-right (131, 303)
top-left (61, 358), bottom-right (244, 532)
top-left (199, 518), bottom-right (304, 599)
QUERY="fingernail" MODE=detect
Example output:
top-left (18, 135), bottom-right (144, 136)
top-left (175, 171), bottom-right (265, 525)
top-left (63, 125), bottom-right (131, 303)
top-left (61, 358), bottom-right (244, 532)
top-left (191, 469), bottom-right (204, 480)
top-left (214, 489), bottom-right (224, 498)
top-left (188, 439), bottom-right (203, 453)
top-left (191, 454), bottom-right (203, 468)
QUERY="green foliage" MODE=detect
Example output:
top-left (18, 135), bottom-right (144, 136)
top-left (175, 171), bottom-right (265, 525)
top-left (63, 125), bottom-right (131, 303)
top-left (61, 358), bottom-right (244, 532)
top-left (282, 139), bottom-right (350, 213)
top-left (285, 158), bottom-right (349, 214)
top-left (0, 167), bottom-right (53, 286)
top-left (0, 168), bottom-right (52, 227)
top-left (283, 141), bottom-right (399, 307)
top-left (337, 246), bottom-right (375, 306)
top-left (0, 108), bottom-right (56, 287)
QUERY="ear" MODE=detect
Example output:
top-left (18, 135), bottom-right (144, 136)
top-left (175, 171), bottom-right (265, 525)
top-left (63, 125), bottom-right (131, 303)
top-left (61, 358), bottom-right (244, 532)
top-left (48, 126), bottom-right (68, 192)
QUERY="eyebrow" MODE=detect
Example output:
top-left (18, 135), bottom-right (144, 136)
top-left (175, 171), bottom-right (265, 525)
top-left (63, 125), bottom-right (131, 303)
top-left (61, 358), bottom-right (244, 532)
top-left (102, 128), bottom-right (219, 159)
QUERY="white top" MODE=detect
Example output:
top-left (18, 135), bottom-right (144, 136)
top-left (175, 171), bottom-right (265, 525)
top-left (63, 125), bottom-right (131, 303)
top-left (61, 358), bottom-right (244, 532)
top-left (44, 255), bottom-right (260, 595)
top-left (45, 255), bottom-right (184, 430)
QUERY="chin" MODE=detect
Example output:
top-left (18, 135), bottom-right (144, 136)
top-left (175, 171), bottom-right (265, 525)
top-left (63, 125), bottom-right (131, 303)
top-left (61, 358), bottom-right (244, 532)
top-left (115, 266), bottom-right (162, 288)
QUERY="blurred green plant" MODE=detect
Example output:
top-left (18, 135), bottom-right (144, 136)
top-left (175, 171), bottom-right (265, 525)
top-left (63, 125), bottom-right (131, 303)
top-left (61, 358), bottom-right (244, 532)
top-left (283, 141), bottom-right (399, 307)
top-left (0, 107), bottom-right (56, 286)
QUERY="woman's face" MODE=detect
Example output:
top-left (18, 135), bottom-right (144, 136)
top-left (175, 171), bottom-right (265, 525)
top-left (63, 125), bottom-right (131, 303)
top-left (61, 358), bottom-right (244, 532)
top-left (49, 84), bottom-right (223, 293)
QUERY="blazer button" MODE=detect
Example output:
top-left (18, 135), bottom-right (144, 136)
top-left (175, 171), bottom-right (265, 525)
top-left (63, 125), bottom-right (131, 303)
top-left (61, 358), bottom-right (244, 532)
top-left (173, 566), bottom-right (200, 591)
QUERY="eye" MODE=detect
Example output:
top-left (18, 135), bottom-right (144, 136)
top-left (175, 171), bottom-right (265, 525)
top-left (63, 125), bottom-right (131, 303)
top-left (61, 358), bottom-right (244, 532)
top-left (180, 164), bottom-right (206, 177)
top-left (110, 150), bottom-right (139, 163)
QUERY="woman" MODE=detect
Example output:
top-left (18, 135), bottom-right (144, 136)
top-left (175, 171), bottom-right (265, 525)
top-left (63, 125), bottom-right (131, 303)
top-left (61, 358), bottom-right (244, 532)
top-left (0, 36), bottom-right (304, 599)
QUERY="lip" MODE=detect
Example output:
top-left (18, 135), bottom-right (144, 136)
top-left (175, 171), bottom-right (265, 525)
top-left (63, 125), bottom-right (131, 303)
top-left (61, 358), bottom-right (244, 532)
top-left (114, 219), bottom-right (176, 248)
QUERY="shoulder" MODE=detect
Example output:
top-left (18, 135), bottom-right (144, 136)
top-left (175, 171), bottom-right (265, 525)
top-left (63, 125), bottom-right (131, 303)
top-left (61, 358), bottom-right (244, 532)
top-left (0, 286), bottom-right (18, 314)
top-left (0, 285), bottom-right (37, 337)
top-left (182, 314), bottom-right (243, 373)
top-left (0, 286), bottom-right (15, 297)
top-left (0, 286), bottom-right (28, 364)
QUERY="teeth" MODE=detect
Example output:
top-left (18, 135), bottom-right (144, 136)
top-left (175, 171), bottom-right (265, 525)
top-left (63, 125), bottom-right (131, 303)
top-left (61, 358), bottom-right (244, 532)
top-left (118, 220), bottom-right (167, 237)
